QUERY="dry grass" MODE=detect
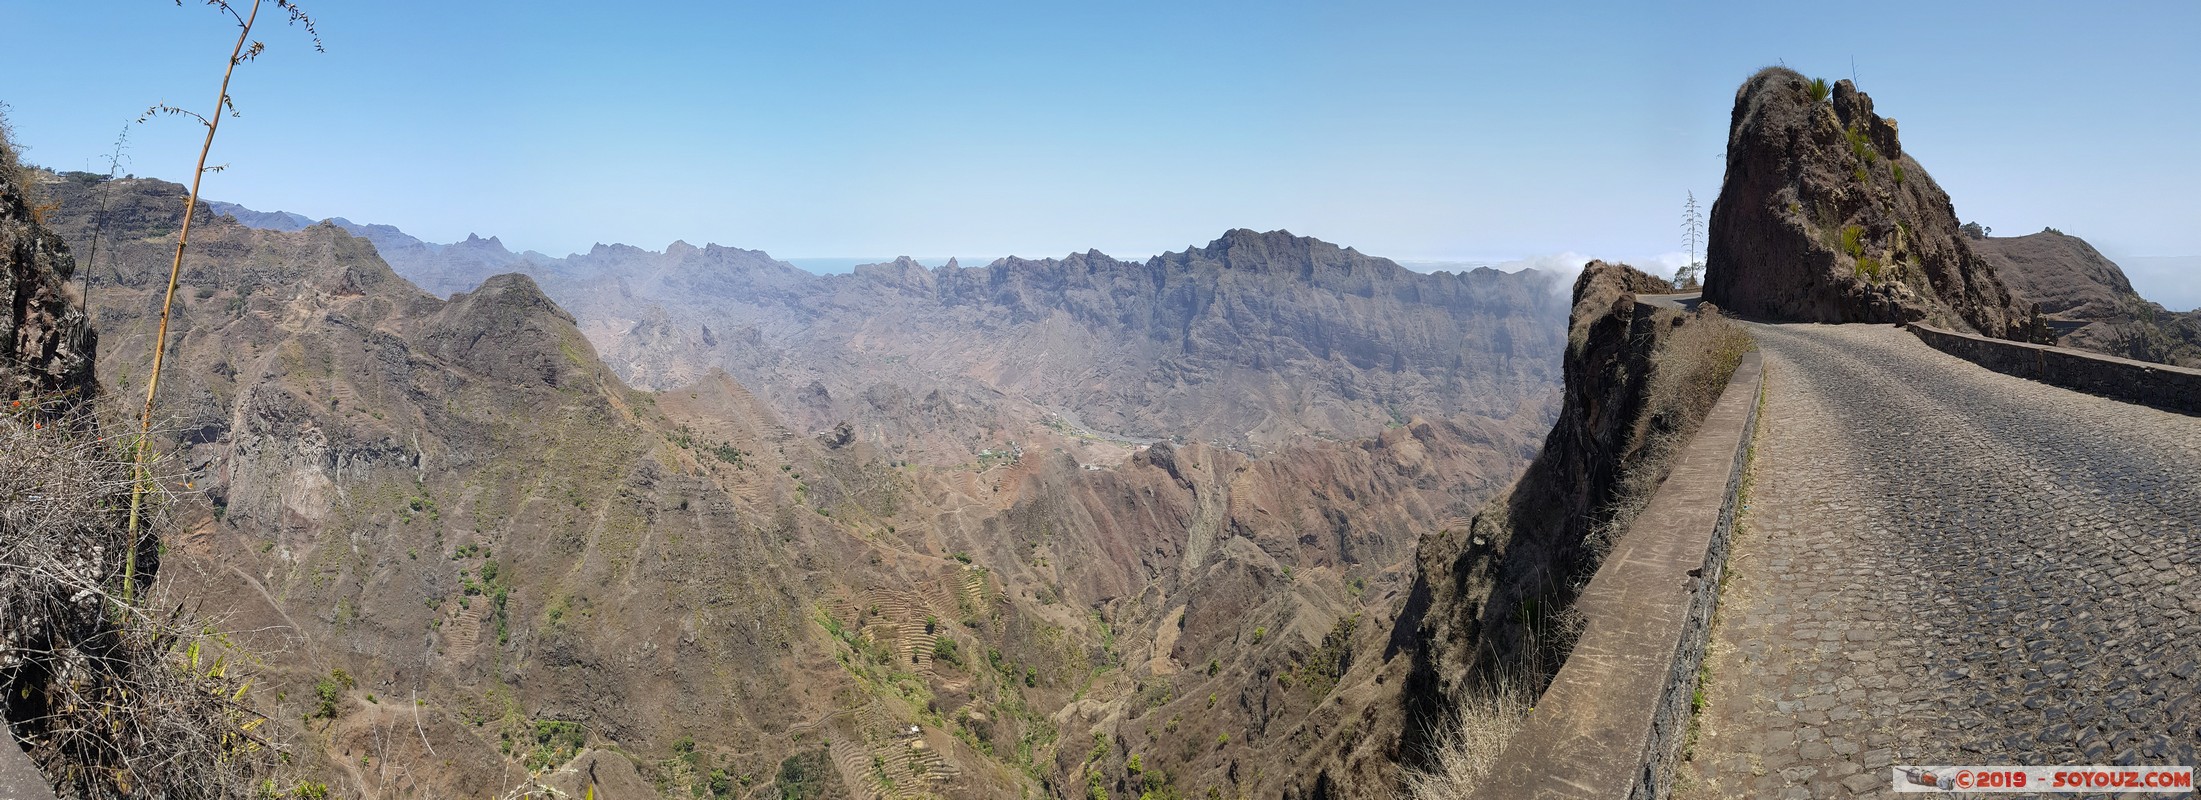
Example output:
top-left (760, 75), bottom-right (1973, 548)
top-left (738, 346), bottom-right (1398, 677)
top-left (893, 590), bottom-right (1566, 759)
top-left (1, 396), bottom-right (282, 799)
top-left (1405, 675), bottom-right (1536, 799)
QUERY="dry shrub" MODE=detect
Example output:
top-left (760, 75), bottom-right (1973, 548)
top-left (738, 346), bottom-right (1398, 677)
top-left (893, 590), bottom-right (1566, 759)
top-left (1, 396), bottom-right (279, 799)
top-left (0, 103), bottom-right (56, 225)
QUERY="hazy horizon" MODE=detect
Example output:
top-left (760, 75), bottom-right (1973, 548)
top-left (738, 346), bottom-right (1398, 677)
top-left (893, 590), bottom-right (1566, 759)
top-left (5, 1), bottom-right (2197, 308)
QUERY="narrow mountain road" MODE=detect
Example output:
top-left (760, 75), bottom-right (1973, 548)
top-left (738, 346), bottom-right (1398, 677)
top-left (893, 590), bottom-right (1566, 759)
top-left (1683, 322), bottom-right (2201, 799)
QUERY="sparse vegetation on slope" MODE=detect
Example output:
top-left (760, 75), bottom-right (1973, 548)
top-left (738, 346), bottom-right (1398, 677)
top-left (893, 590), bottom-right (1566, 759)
top-left (124, 0), bottom-right (320, 604)
top-left (2, 121), bottom-right (296, 795)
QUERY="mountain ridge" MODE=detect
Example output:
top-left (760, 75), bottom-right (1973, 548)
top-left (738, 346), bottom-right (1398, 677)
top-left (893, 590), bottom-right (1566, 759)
top-left (195, 202), bottom-right (1571, 457)
top-left (1973, 228), bottom-right (2201, 367)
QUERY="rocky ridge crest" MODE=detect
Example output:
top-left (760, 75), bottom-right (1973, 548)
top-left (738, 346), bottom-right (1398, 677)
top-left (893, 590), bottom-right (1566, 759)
top-left (1974, 229), bottom-right (2201, 367)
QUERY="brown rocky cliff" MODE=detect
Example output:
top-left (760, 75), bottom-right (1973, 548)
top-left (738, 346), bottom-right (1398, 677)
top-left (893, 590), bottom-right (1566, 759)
top-left (1705, 67), bottom-right (2024, 336)
top-left (0, 160), bottom-right (94, 405)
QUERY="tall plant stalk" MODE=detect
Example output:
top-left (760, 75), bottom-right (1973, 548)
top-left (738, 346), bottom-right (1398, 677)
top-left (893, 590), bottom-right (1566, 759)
top-left (80, 126), bottom-right (131, 312)
top-left (125, 0), bottom-right (318, 604)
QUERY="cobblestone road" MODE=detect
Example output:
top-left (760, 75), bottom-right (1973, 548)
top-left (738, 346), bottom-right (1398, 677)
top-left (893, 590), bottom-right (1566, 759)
top-left (1682, 323), bottom-right (2201, 799)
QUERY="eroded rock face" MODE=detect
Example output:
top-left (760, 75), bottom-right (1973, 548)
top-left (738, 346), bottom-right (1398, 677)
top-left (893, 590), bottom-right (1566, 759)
top-left (214, 207), bottom-right (1572, 457)
top-left (0, 162), bottom-right (95, 405)
top-left (1705, 67), bottom-right (2024, 336)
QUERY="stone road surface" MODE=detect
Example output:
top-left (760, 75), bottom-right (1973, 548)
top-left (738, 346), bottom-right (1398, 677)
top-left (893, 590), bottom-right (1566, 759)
top-left (1681, 323), bottom-right (2201, 799)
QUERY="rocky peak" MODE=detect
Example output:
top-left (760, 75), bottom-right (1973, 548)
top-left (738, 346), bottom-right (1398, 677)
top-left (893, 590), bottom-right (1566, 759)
top-left (1704, 67), bottom-right (2023, 336)
top-left (1974, 230), bottom-right (2201, 366)
top-left (586, 242), bottom-right (647, 259)
top-left (1160, 229), bottom-right (1411, 288)
top-left (1197, 228), bottom-right (1316, 270)
top-left (853, 255), bottom-right (939, 295)
top-left (419, 272), bottom-right (593, 388)
top-left (459, 272), bottom-right (574, 324)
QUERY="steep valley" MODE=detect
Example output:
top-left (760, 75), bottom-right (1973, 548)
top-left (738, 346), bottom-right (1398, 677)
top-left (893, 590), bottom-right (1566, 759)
top-left (35, 170), bottom-right (1569, 798)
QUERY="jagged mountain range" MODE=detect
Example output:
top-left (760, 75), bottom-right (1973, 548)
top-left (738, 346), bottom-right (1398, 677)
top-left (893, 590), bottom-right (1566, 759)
top-left (206, 207), bottom-right (1570, 457)
top-left (36, 170), bottom-right (1571, 798)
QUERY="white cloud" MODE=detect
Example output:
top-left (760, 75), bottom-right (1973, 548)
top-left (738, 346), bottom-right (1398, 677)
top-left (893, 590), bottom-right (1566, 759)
top-left (1482, 251), bottom-right (1699, 294)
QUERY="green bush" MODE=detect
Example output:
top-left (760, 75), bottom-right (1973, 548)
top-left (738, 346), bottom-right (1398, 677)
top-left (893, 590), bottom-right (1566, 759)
top-left (775, 750), bottom-right (832, 799)
top-left (526, 720), bottom-right (587, 770)
top-left (711, 443), bottom-right (745, 466)
top-left (1839, 225), bottom-right (1866, 259)
top-left (311, 669), bottom-right (351, 720)
top-left (1808, 76), bottom-right (1831, 102)
top-left (1846, 126), bottom-right (1876, 163)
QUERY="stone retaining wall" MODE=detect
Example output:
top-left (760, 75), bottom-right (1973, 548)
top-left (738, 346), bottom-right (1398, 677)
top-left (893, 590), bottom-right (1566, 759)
top-left (1905, 323), bottom-right (2201, 417)
top-left (1470, 349), bottom-right (1764, 800)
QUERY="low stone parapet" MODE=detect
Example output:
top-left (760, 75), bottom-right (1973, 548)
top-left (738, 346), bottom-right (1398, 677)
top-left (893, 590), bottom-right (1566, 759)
top-left (1470, 350), bottom-right (1764, 800)
top-left (1905, 323), bottom-right (2201, 416)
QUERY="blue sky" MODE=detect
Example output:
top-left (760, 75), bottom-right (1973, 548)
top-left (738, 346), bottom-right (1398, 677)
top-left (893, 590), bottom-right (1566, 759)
top-left (6, 1), bottom-right (2198, 306)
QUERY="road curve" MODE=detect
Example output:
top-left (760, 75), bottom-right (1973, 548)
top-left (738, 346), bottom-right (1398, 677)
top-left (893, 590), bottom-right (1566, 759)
top-left (1683, 322), bottom-right (2201, 799)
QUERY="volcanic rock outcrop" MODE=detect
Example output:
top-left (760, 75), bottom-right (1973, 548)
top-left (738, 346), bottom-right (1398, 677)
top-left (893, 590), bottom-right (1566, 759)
top-left (1283, 261), bottom-right (1756, 798)
top-left (0, 163), bottom-right (93, 405)
top-left (1705, 67), bottom-right (2024, 336)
